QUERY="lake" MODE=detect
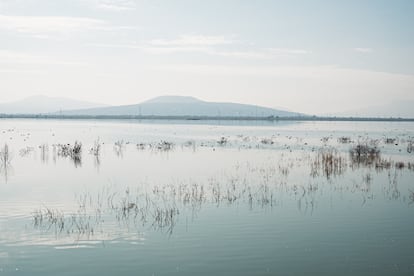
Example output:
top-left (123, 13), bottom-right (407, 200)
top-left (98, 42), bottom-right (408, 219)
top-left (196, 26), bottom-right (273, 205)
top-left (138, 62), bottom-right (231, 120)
top-left (0, 119), bottom-right (413, 275)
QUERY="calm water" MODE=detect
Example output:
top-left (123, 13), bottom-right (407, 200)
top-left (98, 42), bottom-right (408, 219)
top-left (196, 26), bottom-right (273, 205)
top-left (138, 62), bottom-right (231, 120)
top-left (0, 119), bottom-right (413, 275)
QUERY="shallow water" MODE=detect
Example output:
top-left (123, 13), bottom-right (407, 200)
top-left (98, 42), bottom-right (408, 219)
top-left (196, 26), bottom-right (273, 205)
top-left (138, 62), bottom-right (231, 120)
top-left (0, 119), bottom-right (413, 275)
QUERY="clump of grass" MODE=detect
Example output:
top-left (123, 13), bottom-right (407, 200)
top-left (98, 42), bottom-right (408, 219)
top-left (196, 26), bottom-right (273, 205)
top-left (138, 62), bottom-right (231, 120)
top-left (89, 138), bottom-right (101, 156)
top-left (33, 207), bottom-right (65, 233)
top-left (19, 146), bottom-right (34, 157)
top-left (136, 143), bottom-right (147, 150)
top-left (0, 144), bottom-right (12, 182)
top-left (350, 142), bottom-right (380, 166)
top-left (362, 173), bottom-right (372, 185)
top-left (0, 144), bottom-right (11, 165)
top-left (39, 143), bottom-right (49, 163)
top-left (338, 136), bottom-right (351, 144)
top-left (409, 190), bottom-right (414, 205)
top-left (113, 140), bottom-right (125, 157)
top-left (311, 147), bottom-right (346, 179)
top-left (321, 136), bottom-right (330, 143)
top-left (374, 159), bottom-right (392, 171)
top-left (395, 162), bottom-right (405, 170)
top-left (56, 141), bottom-right (82, 157)
top-left (384, 137), bottom-right (397, 144)
top-left (217, 136), bottom-right (228, 146)
top-left (155, 141), bottom-right (174, 151)
top-left (260, 138), bottom-right (274, 145)
top-left (55, 141), bottom-right (82, 166)
top-left (407, 139), bottom-right (414, 153)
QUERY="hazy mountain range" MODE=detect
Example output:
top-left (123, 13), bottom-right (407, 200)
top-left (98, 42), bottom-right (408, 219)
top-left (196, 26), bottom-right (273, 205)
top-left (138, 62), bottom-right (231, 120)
top-left (0, 95), bottom-right (413, 118)
top-left (0, 95), bottom-right (300, 117)
top-left (59, 96), bottom-right (300, 117)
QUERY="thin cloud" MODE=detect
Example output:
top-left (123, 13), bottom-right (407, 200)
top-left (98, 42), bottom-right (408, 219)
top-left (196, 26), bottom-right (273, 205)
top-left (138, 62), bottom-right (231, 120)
top-left (216, 48), bottom-right (311, 59)
top-left (144, 35), bottom-right (311, 59)
top-left (149, 35), bottom-right (237, 46)
top-left (90, 40), bottom-right (310, 60)
top-left (93, 0), bottom-right (137, 11)
top-left (0, 14), bottom-right (136, 36)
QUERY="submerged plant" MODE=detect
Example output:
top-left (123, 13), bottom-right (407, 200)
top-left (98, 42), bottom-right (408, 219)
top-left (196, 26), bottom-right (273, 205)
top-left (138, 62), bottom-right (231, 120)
top-left (54, 141), bottom-right (82, 167)
top-left (311, 147), bottom-right (346, 179)
top-left (89, 138), bottom-right (101, 156)
top-left (407, 139), bottom-right (414, 153)
top-left (338, 136), bottom-right (351, 144)
top-left (350, 142), bottom-right (381, 167)
top-left (0, 144), bottom-right (11, 165)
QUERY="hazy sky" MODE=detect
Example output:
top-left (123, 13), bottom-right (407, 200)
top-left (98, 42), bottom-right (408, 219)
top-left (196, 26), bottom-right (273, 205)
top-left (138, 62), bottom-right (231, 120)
top-left (0, 0), bottom-right (413, 114)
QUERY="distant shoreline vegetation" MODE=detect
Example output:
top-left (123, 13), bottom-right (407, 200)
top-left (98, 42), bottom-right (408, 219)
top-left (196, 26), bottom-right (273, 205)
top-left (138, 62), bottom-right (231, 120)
top-left (0, 114), bottom-right (413, 122)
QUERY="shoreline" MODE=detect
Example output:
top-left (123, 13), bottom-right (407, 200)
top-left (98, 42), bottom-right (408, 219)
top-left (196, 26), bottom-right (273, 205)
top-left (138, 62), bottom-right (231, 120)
top-left (1, 114), bottom-right (414, 122)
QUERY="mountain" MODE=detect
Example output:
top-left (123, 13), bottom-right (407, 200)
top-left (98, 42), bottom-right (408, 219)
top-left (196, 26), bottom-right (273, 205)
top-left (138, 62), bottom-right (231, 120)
top-left (60, 95), bottom-right (301, 117)
top-left (331, 100), bottom-right (414, 118)
top-left (0, 95), bottom-right (109, 114)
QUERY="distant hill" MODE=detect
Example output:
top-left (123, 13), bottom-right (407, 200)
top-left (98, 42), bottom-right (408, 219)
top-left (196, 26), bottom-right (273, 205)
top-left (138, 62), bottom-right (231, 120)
top-left (331, 100), bottom-right (414, 118)
top-left (60, 95), bottom-right (301, 117)
top-left (0, 95), bottom-right (109, 114)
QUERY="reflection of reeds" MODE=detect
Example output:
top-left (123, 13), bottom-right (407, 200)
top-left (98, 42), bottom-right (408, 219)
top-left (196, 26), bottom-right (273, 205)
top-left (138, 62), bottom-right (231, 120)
top-left (350, 143), bottom-right (381, 167)
top-left (311, 147), bottom-right (346, 179)
top-left (19, 146), bottom-right (34, 157)
top-left (407, 139), bottom-right (414, 153)
top-left (89, 138), bottom-right (101, 156)
top-left (338, 136), bottom-right (351, 144)
top-left (384, 137), bottom-right (397, 144)
top-left (0, 144), bottom-right (11, 165)
top-left (114, 140), bottom-right (124, 157)
top-left (155, 141), bottom-right (174, 151)
top-left (0, 144), bottom-right (12, 182)
top-left (409, 190), bottom-right (414, 205)
top-left (217, 137), bottom-right (228, 146)
top-left (39, 144), bottom-right (49, 163)
top-left (54, 141), bottom-right (82, 167)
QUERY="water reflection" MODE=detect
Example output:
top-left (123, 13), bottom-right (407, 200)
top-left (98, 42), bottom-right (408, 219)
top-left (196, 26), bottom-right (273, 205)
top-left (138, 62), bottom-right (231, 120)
top-left (0, 144), bottom-right (12, 183)
top-left (28, 152), bottom-right (414, 243)
top-left (39, 144), bottom-right (49, 164)
top-left (1, 125), bottom-right (413, 245)
top-left (54, 142), bottom-right (83, 167)
top-left (113, 140), bottom-right (124, 158)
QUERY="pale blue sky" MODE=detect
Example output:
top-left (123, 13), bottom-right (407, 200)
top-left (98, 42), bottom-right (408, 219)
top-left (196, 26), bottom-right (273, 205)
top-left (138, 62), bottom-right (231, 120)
top-left (0, 0), bottom-right (413, 114)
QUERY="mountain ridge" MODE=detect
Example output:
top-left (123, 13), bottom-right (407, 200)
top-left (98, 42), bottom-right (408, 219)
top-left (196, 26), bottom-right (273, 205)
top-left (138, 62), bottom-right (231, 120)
top-left (59, 95), bottom-right (301, 117)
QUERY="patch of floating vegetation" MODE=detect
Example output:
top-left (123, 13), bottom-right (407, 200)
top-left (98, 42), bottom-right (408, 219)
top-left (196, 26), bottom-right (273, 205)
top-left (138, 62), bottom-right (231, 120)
top-left (217, 136), bottom-right (229, 146)
top-left (54, 141), bottom-right (82, 167)
top-left (135, 140), bottom-right (175, 152)
top-left (350, 142), bottom-right (381, 168)
top-left (338, 136), bottom-right (352, 144)
top-left (19, 146), bottom-right (34, 157)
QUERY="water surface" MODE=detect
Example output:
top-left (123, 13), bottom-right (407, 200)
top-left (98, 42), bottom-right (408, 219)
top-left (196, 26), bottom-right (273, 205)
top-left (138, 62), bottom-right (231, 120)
top-left (0, 119), bottom-right (413, 275)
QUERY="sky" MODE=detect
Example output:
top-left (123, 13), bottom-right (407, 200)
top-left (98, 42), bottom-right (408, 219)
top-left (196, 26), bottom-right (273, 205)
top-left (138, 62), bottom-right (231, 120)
top-left (0, 0), bottom-right (413, 115)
